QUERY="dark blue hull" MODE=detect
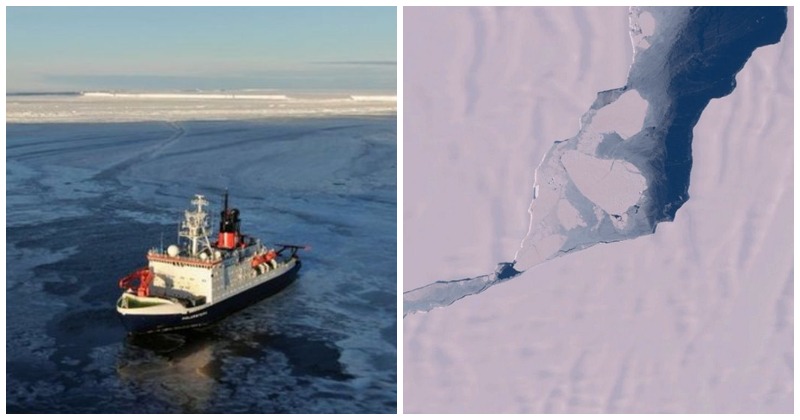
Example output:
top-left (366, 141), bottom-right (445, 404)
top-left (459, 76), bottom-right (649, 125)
top-left (118, 260), bottom-right (301, 334)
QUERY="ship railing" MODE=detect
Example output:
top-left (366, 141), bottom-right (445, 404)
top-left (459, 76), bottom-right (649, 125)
top-left (147, 248), bottom-right (223, 264)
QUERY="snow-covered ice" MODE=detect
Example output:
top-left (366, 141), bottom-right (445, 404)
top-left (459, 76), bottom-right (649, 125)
top-left (404, 6), bottom-right (792, 413)
top-left (405, 6), bottom-right (787, 316)
top-left (6, 91), bottom-right (396, 123)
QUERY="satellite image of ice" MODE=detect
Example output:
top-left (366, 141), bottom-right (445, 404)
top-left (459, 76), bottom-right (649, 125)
top-left (404, 6), bottom-right (792, 413)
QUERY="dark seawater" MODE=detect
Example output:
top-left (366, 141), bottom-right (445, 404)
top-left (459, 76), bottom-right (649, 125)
top-left (6, 117), bottom-right (396, 413)
top-left (649, 6), bottom-right (786, 223)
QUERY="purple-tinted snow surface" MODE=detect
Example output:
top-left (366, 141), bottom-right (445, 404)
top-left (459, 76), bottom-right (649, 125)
top-left (404, 7), bottom-right (792, 413)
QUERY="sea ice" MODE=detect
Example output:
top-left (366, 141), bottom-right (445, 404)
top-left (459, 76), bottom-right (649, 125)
top-left (404, 6), bottom-right (787, 317)
top-left (404, 6), bottom-right (792, 414)
top-left (6, 91), bottom-right (396, 123)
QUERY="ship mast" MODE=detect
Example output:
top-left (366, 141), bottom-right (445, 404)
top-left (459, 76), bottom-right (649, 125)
top-left (179, 194), bottom-right (213, 256)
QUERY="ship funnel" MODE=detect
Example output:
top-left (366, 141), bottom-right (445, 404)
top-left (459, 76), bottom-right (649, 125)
top-left (217, 190), bottom-right (240, 249)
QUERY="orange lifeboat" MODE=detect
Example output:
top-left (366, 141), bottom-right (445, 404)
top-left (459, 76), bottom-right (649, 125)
top-left (251, 249), bottom-right (278, 272)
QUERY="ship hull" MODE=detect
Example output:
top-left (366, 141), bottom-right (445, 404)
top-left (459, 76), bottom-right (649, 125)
top-left (118, 260), bottom-right (301, 334)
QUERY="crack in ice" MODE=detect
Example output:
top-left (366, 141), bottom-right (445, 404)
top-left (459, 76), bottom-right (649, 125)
top-left (404, 6), bottom-right (787, 317)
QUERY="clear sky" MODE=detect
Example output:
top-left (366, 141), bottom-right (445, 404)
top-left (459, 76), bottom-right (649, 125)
top-left (7, 6), bottom-right (396, 92)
